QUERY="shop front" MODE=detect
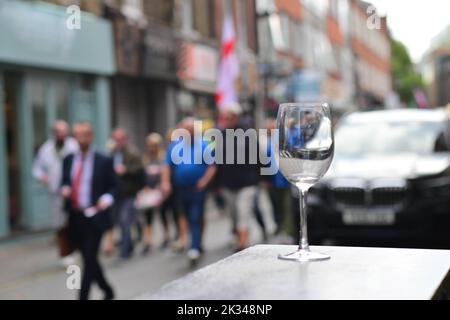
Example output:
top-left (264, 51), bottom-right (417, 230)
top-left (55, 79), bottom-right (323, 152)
top-left (0, 1), bottom-right (115, 237)
top-left (111, 17), bottom-right (179, 148)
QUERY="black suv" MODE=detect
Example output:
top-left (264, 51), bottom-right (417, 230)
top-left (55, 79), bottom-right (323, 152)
top-left (308, 107), bottom-right (450, 249)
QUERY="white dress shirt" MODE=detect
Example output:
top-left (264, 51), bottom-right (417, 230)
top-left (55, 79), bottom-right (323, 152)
top-left (71, 148), bottom-right (114, 211)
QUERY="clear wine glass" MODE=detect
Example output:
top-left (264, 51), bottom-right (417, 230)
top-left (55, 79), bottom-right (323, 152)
top-left (276, 102), bottom-right (334, 262)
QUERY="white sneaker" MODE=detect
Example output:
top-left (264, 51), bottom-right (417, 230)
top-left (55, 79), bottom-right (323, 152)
top-left (187, 249), bottom-right (201, 260)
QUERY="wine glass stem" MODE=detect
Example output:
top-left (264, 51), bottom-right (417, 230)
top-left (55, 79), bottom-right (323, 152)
top-left (298, 188), bottom-right (310, 252)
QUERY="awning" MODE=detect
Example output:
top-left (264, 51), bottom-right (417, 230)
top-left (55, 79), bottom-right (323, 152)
top-left (0, 0), bottom-right (116, 75)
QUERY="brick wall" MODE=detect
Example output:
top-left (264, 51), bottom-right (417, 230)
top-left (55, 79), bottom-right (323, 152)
top-left (327, 16), bottom-right (344, 47)
top-left (275, 0), bottom-right (303, 21)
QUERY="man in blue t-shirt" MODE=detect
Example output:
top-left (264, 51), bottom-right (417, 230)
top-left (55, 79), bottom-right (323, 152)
top-left (161, 118), bottom-right (217, 266)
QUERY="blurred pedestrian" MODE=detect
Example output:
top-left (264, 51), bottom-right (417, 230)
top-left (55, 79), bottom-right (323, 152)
top-left (162, 128), bottom-right (188, 251)
top-left (303, 111), bottom-right (320, 142)
top-left (216, 104), bottom-right (262, 251)
top-left (32, 120), bottom-right (79, 267)
top-left (61, 122), bottom-right (116, 300)
top-left (252, 188), bottom-right (270, 242)
top-left (108, 128), bottom-right (144, 260)
top-left (162, 118), bottom-right (217, 266)
top-left (264, 119), bottom-right (293, 238)
top-left (139, 133), bottom-right (169, 254)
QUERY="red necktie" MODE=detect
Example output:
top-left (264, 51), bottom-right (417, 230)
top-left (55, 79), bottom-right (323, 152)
top-left (71, 156), bottom-right (85, 211)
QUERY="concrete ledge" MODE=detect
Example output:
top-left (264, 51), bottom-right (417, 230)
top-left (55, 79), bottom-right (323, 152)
top-left (141, 245), bottom-right (450, 300)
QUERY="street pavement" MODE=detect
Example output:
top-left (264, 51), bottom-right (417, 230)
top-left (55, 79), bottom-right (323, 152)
top-left (0, 195), bottom-right (288, 300)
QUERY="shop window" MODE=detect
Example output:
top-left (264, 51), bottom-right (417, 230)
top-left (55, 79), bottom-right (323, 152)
top-left (280, 14), bottom-right (290, 52)
top-left (237, 0), bottom-right (249, 51)
top-left (268, 14), bottom-right (287, 52)
top-left (80, 74), bottom-right (94, 92)
top-left (258, 17), bottom-right (276, 62)
top-left (303, 0), bottom-right (329, 19)
top-left (180, 0), bottom-right (194, 34)
top-left (55, 82), bottom-right (70, 123)
top-left (329, 0), bottom-right (338, 18)
top-left (142, 0), bottom-right (174, 25)
top-left (338, 0), bottom-right (350, 37)
top-left (31, 80), bottom-right (47, 154)
top-left (291, 20), bottom-right (305, 58)
top-left (193, 0), bottom-right (215, 39)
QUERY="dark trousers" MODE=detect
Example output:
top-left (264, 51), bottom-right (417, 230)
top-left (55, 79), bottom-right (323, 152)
top-left (253, 191), bottom-right (267, 237)
top-left (117, 198), bottom-right (136, 258)
top-left (146, 194), bottom-right (180, 239)
top-left (69, 211), bottom-right (113, 300)
top-left (160, 193), bottom-right (180, 238)
top-left (270, 188), bottom-right (292, 234)
top-left (177, 190), bottom-right (206, 251)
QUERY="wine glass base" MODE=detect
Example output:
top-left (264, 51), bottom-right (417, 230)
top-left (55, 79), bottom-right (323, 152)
top-left (278, 249), bottom-right (330, 262)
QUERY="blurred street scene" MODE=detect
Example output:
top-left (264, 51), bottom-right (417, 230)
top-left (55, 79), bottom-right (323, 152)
top-left (0, 198), bottom-right (279, 300)
top-left (0, 0), bottom-right (449, 300)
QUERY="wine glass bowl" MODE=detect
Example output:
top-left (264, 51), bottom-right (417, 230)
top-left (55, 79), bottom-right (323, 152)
top-left (276, 102), bottom-right (334, 262)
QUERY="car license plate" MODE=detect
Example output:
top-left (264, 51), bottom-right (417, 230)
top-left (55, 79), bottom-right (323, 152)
top-left (342, 209), bottom-right (396, 226)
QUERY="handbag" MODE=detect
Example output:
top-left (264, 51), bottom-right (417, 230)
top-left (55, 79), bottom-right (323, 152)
top-left (135, 188), bottom-right (163, 210)
top-left (57, 226), bottom-right (75, 257)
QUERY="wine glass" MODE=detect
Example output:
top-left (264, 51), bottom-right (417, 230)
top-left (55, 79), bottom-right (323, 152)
top-left (276, 102), bottom-right (334, 262)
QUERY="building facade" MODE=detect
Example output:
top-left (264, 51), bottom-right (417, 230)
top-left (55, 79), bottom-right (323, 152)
top-left (0, 0), bottom-right (115, 237)
top-left (350, 0), bottom-right (391, 109)
top-left (422, 25), bottom-right (450, 107)
top-left (105, 0), bottom-right (259, 148)
top-left (105, 1), bottom-right (179, 149)
top-left (0, 0), bottom-right (259, 237)
top-left (257, 0), bottom-right (391, 117)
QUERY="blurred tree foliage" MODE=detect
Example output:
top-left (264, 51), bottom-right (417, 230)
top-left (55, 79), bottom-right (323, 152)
top-left (391, 40), bottom-right (425, 105)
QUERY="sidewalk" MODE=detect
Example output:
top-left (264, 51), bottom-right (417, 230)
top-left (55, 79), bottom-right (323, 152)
top-left (0, 196), bottom-right (283, 300)
top-left (0, 232), bottom-right (64, 299)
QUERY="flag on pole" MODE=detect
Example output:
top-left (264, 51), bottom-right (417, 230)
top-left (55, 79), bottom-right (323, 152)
top-left (216, 14), bottom-right (240, 110)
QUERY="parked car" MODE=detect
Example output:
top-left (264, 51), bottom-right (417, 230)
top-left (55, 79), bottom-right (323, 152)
top-left (308, 107), bottom-right (450, 249)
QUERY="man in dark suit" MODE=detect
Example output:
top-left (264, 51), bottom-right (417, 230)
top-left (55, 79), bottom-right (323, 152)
top-left (61, 122), bottom-right (116, 300)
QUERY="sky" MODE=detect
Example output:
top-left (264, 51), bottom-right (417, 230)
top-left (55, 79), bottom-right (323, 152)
top-left (368, 0), bottom-right (450, 62)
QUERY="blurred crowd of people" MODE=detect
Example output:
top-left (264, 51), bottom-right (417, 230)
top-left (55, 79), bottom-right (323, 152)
top-left (32, 104), bottom-right (300, 300)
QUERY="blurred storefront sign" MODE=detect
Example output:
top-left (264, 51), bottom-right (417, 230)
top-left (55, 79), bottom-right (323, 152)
top-left (0, 0), bottom-right (115, 75)
top-left (177, 41), bottom-right (219, 93)
top-left (143, 24), bottom-right (178, 80)
top-left (175, 41), bottom-right (219, 121)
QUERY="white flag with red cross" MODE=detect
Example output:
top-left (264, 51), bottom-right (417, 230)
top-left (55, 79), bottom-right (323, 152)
top-left (216, 15), bottom-right (240, 110)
